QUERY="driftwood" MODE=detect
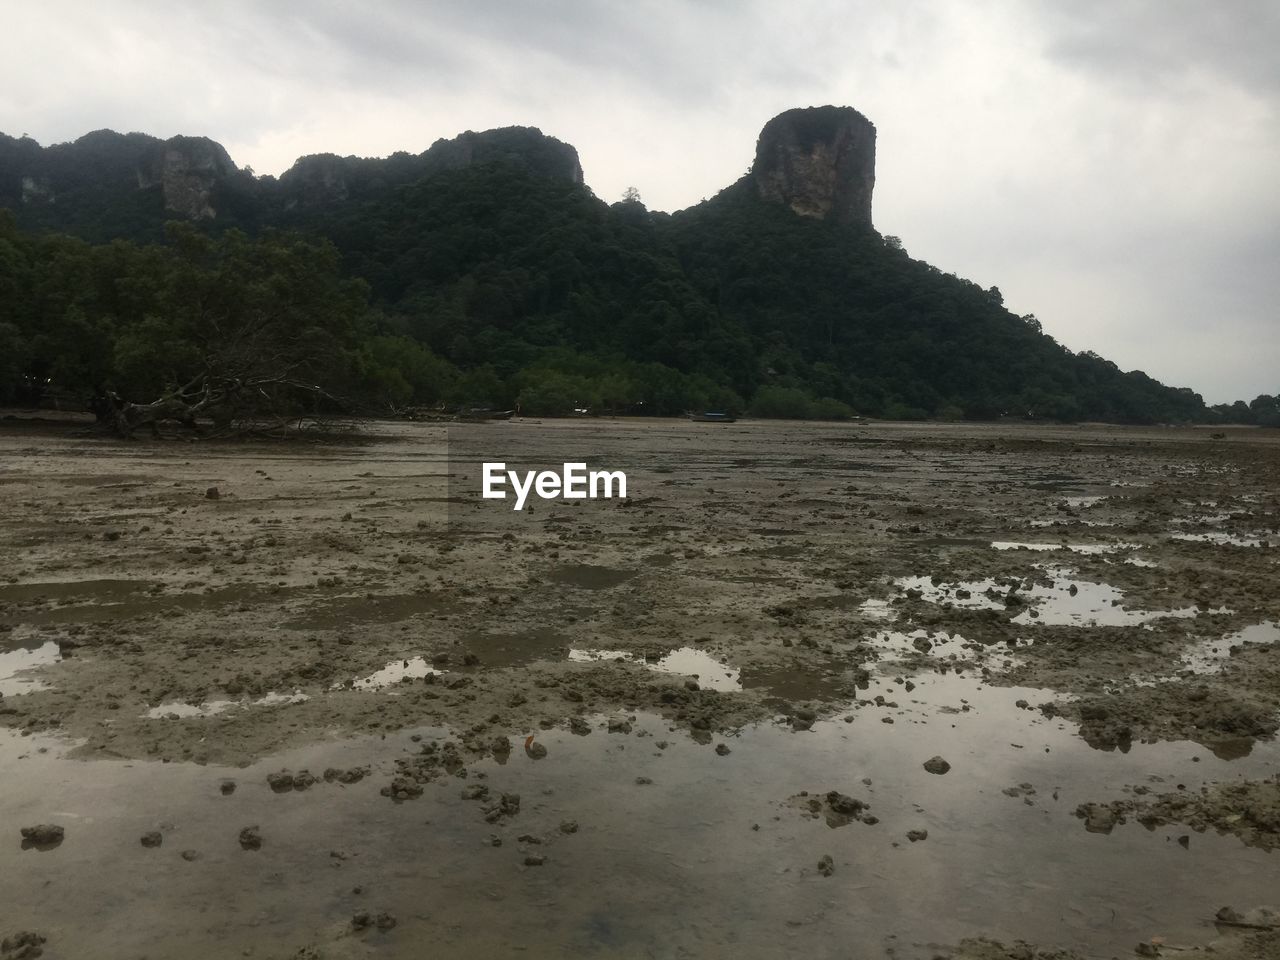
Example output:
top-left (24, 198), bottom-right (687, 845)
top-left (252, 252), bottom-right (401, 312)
top-left (98, 369), bottom-right (343, 440)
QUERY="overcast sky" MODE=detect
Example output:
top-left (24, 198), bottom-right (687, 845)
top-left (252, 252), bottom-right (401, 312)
top-left (3, 1), bottom-right (1276, 403)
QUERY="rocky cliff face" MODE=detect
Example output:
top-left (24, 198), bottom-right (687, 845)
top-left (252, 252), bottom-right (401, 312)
top-left (0, 130), bottom-right (244, 224)
top-left (153, 136), bottom-right (238, 219)
top-left (752, 106), bottom-right (876, 227)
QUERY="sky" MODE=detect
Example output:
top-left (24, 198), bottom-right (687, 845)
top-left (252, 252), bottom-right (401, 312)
top-left (3, 0), bottom-right (1277, 403)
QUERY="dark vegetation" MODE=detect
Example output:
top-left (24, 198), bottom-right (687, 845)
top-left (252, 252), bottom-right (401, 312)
top-left (1, 130), bottom-right (1272, 431)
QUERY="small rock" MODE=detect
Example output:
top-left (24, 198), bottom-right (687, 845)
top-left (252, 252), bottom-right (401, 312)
top-left (238, 826), bottom-right (263, 851)
top-left (140, 831), bottom-right (163, 848)
top-left (0, 931), bottom-right (46, 958)
top-left (922, 756), bottom-right (951, 775)
top-left (219, 779), bottom-right (236, 795)
top-left (481, 792), bottom-right (520, 823)
top-left (19, 824), bottom-right (63, 848)
top-left (715, 743), bottom-right (731, 756)
top-left (524, 854), bottom-right (546, 866)
top-left (906, 829), bottom-right (928, 842)
top-left (180, 849), bottom-right (201, 862)
top-left (559, 820), bottom-right (578, 834)
top-left (205, 487), bottom-right (220, 500)
top-left (351, 911), bottom-right (397, 932)
top-left (826, 791), bottom-right (864, 816)
top-left (817, 854), bottom-right (834, 877)
top-left (1076, 803), bottom-right (1119, 834)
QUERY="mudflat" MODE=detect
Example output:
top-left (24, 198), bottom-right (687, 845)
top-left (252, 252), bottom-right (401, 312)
top-left (2, 416), bottom-right (1278, 959)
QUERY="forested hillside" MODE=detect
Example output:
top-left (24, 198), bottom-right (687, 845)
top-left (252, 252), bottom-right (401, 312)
top-left (2, 120), bottom-right (1267, 428)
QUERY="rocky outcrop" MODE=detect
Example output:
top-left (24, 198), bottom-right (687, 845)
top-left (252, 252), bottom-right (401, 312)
top-left (752, 106), bottom-right (876, 227)
top-left (154, 136), bottom-right (237, 219)
top-left (277, 153), bottom-right (352, 208)
top-left (0, 129), bottom-right (244, 226)
top-left (20, 175), bottom-right (52, 204)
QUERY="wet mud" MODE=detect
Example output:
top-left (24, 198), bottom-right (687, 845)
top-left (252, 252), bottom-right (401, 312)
top-left (1, 416), bottom-right (1278, 958)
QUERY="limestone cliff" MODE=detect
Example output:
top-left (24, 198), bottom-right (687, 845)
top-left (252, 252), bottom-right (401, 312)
top-left (751, 106), bottom-right (876, 227)
top-left (0, 129), bottom-right (246, 226)
top-left (154, 136), bottom-right (238, 219)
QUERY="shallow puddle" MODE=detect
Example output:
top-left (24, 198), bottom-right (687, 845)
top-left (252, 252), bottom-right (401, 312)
top-left (0, 578), bottom-right (154, 604)
top-left (653, 647), bottom-right (741, 690)
top-left (144, 691), bottom-right (311, 719)
top-left (1171, 531), bottom-right (1266, 548)
top-left (1063, 495), bottom-right (1107, 508)
top-left (568, 646), bottom-right (742, 691)
top-left (348, 657), bottom-right (446, 690)
top-left (0, 640), bottom-right (61, 696)
top-left (3, 675), bottom-right (1278, 959)
top-left (1179, 622), bottom-right (1280, 675)
top-left (545, 564), bottom-right (636, 590)
top-left (991, 540), bottom-right (1138, 555)
top-left (863, 628), bottom-right (1027, 671)
top-left (859, 598), bottom-right (894, 620)
top-left (459, 627), bottom-right (566, 668)
top-left (898, 570), bottom-right (1201, 627)
top-left (145, 699), bottom-right (237, 719)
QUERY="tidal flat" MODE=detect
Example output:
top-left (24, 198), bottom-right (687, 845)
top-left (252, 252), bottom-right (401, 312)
top-left (2, 416), bottom-right (1278, 959)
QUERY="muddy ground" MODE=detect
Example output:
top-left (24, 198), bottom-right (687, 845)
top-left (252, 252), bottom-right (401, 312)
top-left (1, 415), bottom-right (1278, 959)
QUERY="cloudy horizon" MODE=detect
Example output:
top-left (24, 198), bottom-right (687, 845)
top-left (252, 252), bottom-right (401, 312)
top-left (3, 0), bottom-right (1276, 404)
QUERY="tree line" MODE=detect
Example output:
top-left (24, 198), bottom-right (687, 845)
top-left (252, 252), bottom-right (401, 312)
top-left (1, 156), bottom-right (1269, 432)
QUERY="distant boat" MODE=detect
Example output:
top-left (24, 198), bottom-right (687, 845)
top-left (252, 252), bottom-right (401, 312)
top-left (688, 411), bottom-right (737, 423)
top-left (457, 408), bottom-right (515, 421)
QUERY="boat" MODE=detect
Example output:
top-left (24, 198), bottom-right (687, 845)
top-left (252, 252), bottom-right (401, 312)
top-left (687, 411), bottom-right (737, 423)
top-left (456, 408), bottom-right (515, 421)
